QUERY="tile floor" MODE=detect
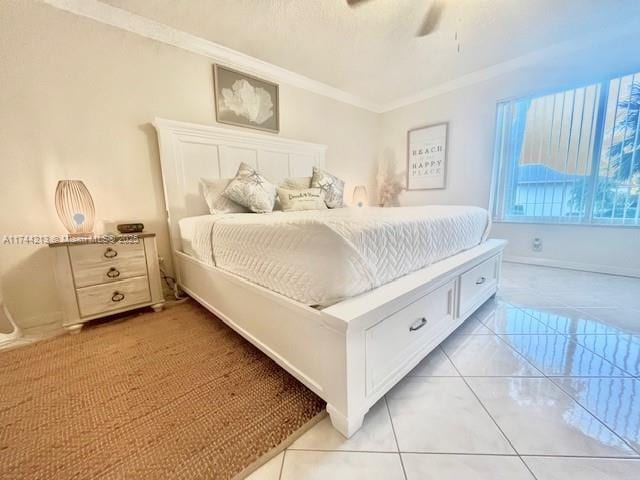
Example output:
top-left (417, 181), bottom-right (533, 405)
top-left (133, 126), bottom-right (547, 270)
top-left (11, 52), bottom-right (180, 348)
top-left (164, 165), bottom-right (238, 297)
top-left (247, 262), bottom-right (640, 479)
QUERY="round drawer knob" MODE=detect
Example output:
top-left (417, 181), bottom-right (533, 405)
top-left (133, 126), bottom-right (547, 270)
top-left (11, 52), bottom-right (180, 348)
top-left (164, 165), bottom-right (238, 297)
top-left (107, 267), bottom-right (121, 278)
top-left (104, 247), bottom-right (118, 259)
top-left (111, 291), bottom-right (125, 303)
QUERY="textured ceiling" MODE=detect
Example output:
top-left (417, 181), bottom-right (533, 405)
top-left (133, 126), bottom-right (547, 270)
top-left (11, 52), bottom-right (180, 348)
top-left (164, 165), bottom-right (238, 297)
top-left (101, 0), bottom-right (640, 105)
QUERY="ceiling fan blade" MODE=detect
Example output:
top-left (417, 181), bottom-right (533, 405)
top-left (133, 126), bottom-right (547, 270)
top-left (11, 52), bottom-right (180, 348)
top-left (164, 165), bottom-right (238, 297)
top-left (347, 0), bottom-right (373, 7)
top-left (417, 1), bottom-right (444, 37)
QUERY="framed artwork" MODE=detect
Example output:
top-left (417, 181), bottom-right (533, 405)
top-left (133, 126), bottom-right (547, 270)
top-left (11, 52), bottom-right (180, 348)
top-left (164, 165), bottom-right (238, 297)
top-left (213, 65), bottom-right (280, 133)
top-left (406, 122), bottom-right (448, 190)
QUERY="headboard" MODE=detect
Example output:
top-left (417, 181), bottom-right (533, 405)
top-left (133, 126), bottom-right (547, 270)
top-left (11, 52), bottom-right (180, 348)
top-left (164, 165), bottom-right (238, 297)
top-left (153, 118), bottom-right (327, 255)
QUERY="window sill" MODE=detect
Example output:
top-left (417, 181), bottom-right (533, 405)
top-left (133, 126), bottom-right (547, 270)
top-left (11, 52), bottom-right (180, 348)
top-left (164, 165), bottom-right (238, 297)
top-left (492, 219), bottom-right (640, 229)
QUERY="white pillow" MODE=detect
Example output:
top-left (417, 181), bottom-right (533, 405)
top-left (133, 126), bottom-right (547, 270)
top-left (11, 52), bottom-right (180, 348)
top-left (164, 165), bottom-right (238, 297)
top-left (280, 176), bottom-right (312, 190)
top-left (311, 167), bottom-right (345, 208)
top-left (277, 187), bottom-right (327, 212)
top-left (200, 178), bottom-right (250, 214)
top-left (274, 177), bottom-right (311, 211)
top-left (222, 162), bottom-right (277, 213)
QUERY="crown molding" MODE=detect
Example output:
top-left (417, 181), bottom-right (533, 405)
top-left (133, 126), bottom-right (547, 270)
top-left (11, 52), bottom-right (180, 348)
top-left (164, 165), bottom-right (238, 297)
top-left (42, 0), bottom-right (383, 113)
top-left (380, 21), bottom-right (639, 113)
top-left (41, 0), bottom-right (638, 116)
top-left (379, 54), bottom-right (541, 112)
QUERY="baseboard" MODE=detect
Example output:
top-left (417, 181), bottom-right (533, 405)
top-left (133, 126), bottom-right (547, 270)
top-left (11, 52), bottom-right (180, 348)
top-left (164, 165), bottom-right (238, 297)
top-left (503, 255), bottom-right (640, 279)
top-left (19, 312), bottom-right (64, 334)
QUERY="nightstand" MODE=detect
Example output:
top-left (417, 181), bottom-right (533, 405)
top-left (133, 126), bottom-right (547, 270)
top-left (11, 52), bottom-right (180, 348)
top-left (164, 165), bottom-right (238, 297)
top-left (49, 233), bottom-right (165, 333)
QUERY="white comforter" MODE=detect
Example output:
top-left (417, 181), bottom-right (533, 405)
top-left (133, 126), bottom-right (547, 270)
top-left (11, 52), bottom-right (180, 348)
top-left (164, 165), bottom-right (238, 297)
top-left (181, 206), bottom-right (490, 306)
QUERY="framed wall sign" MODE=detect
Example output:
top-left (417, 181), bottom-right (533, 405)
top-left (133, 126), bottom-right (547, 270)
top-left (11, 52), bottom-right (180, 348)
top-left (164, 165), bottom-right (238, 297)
top-left (406, 122), bottom-right (448, 190)
top-left (214, 64), bottom-right (280, 133)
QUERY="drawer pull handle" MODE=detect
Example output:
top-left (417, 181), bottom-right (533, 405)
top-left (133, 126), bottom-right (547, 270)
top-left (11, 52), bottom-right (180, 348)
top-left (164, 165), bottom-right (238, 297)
top-left (409, 317), bottom-right (428, 332)
top-left (111, 291), bottom-right (125, 303)
top-left (107, 268), bottom-right (121, 278)
top-left (476, 276), bottom-right (487, 285)
top-left (104, 247), bottom-right (118, 259)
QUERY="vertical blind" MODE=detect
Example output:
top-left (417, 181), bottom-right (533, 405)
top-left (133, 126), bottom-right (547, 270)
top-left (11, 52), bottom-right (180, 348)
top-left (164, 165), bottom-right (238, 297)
top-left (492, 71), bottom-right (640, 226)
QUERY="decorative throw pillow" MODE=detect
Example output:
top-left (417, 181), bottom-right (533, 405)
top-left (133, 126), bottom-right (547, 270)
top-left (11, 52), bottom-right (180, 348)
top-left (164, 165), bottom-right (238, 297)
top-left (200, 178), bottom-right (250, 214)
top-left (222, 162), bottom-right (277, 213)
top-left (274, 178), bottom-right (311, 210)
top-left (310, 167), bottom-right (345, 208)
top-left (280, 176), bottom-right (312, 190)
top-left (277, 187), bottom-right (327, 212)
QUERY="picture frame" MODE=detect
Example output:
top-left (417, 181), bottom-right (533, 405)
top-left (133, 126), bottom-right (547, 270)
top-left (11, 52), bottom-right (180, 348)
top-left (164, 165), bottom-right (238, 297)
top-left (213, 64), bottom-right (280, 133)
top-left (406, 122), bottom-right (448, 190)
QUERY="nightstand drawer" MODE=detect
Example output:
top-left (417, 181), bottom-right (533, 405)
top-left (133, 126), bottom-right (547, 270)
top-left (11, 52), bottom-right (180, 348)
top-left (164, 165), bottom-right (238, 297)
top-left (76, 276), bottom-right (151, 318)
top-left (72, 256), bottom-right (148, 288)
top-left (69, 242), bottom-right (146, 272)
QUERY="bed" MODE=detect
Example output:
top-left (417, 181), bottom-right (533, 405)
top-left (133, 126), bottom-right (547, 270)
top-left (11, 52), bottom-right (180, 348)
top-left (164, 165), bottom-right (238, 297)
top-left (154, 118), bottom-right (506, 437)
top-left (179, 206), bottom-right (491, 306)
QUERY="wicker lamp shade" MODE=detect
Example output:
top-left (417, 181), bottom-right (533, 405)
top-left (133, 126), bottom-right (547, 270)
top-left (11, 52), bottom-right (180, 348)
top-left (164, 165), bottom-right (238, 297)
top-left (55, 180), bottom-right (95, 236)
top-left (352, 185), bottom-right (368, 208)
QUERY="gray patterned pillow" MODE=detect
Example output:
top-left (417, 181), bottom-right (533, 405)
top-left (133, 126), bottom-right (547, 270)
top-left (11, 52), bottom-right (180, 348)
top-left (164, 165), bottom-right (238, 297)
top-left (201, 178), bottom-right (250, 214)
top-left (311, 167), bottom-right (345, 208)
top-left (222, 162), bottom-right (277, 213)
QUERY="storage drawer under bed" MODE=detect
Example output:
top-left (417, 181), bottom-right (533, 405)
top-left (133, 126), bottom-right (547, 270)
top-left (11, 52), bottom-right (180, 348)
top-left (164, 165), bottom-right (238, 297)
top-left (365, 280), bottom-right (456, 394)
top-left (459, 255), bottom-right (499, 317)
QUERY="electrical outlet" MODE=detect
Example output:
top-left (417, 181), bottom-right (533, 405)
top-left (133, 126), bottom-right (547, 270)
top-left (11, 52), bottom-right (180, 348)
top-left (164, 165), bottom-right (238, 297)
top-left (532, 237), bottom-right (543, 252)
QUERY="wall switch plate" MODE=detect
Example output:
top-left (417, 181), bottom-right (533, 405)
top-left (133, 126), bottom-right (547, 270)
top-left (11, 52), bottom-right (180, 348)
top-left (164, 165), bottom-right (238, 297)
top-left (532, 237), bottom-right (543, 252)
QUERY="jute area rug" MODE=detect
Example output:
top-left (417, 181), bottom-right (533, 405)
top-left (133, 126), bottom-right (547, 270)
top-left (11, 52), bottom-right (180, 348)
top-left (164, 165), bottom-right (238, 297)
top-left (0, 300), bottom-right (325, 479)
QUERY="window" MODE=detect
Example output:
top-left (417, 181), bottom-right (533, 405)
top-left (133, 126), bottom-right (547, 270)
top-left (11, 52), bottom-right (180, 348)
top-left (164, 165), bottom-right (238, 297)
top-left (492, 71), bottom-right (640, 226)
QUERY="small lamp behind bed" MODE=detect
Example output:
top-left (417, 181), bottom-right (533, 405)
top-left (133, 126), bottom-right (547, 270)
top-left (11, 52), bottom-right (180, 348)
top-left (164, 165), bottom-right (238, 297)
top-left (352, 185), bottom-right (368, 208)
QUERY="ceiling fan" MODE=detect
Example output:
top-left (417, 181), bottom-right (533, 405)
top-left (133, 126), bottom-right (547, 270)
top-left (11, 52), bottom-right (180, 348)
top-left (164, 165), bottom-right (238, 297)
top-left (347, 0), bottom-right (445, 37)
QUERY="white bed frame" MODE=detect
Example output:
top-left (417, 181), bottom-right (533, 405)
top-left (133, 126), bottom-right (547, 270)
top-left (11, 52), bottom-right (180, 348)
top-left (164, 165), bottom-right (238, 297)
top-left (154, 118), bottom-right (507, 437)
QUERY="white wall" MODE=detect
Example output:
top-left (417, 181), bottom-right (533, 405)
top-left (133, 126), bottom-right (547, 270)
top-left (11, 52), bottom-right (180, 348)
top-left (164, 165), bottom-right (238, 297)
top-left (378, 31), bottom-right (640, 277)
top-left (0, 1), bottom-right (380, 328)
top-left (2, 2), bottom-right (639, 330)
